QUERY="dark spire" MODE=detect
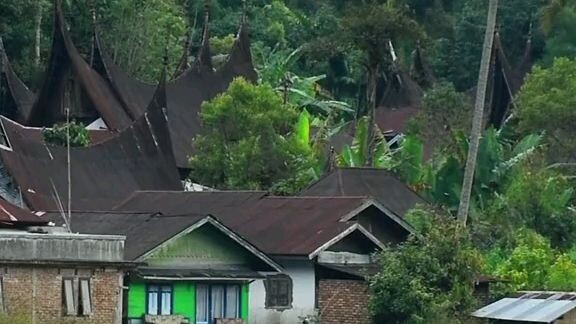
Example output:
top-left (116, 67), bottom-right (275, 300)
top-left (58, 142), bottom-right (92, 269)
top-left (195, 0), bottom-right (212, 70)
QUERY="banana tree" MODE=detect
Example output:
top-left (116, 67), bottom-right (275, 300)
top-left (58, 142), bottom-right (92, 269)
top-left (337, 116), bottom-right (397, 169)
top-left (426, 127), bottom-right (543, 212)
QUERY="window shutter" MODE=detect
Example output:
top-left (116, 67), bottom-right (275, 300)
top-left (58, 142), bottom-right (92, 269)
top-left (63, 279), bottom-right (76, 316)
top-left (80, 279), bottom-right (92, 315)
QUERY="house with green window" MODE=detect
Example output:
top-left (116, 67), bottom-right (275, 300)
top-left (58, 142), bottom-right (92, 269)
top-left (57, 211), bottom-right (282, 324)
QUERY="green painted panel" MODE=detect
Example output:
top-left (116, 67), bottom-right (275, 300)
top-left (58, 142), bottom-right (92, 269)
top-left (173, 282), bottom-right (196, 321)
top-left (146, 225), bottom-right (253, 267)
top-left (241, 283), bottom-right (249, 321)
top-left (128, 282), bottom-right (146, 318)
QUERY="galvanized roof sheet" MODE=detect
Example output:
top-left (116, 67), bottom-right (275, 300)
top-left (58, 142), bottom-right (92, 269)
top-left (472, 292), bottom-right (576, 323)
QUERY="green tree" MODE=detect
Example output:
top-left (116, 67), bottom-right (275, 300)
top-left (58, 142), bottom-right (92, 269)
top-left (43, 121), bottom-right (90, 147)
top-left (189, 77), bottom-right (315, 194)
top-left (410, 82), bottom-right (472, 148)
top-left (370, 209), bottom-right (483, 323)
top-left (516, 57), bottom-right (576, 162)
top-left (487, 228), bottom-right (576, 291)
top-left (484, 167), bottom-right (576, 249)
top-left (424, 127), bottom-right (542, 213)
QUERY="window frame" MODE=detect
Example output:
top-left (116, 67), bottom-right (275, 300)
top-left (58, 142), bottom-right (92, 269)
top-left (196, 283), bottom-right (241, 324)
top-left (145, 283), bottom-right (173, 316)
top-left (264, 274), bottom-right (293, 310)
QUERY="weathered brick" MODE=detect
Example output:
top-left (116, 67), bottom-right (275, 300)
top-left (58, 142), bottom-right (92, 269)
top-left (317, 279), bottom-right (371, 324)
top-left (2, 265), bottom-right (122, 324)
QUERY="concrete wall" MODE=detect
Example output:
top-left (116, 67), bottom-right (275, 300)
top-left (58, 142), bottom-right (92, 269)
top-left (249, 259), bottom-right (316, 324)
top-left (0, 232), bottom-right (125, 263)
top-left (2, 265), bottom-right (123, 324)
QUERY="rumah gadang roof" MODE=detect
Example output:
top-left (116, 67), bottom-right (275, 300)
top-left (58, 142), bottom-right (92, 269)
top-left (0, 198), bottom-right (47, 227)
top-left (0, 74), bottom-right (182, 211)
top-left (300, 168), bottom-right (427, 218)
top-left (472, 292), bottom-right (576, 323)
top-left (110, 191), bottom-right (412, 257)
top-left (25, 1), bottom-right (133, 129)
top-left (0, 38), bottom-right (35, 123)
top-left (486, 31), bottom-right (535, 129)
top-left (92, 9), bottom-right (257, 168)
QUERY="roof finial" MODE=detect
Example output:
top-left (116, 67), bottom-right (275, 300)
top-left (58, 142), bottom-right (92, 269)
top-left (242, 0), bottom-right (248, 24)
top-left (204, 0), bottom-right (210, 25)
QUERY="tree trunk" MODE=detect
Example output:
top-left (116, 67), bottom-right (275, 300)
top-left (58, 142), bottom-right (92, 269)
top-left (456, 0), bottom-right (499, 226)
top-left (34, 0), bottom-right (43, 67)
top-left (366, 63), bottom-right (378, 167)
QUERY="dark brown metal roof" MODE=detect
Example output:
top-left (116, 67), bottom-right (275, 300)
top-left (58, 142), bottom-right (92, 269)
top-left (112, 191), bottom-right (400, 256)
top-left (26, 2), bottom-right (133, 129)
top-left (53, 211), bottom-right (207, 260)
top-left (411, 45), bottom-right (436, 89)
top-left (0, 38), bottom-right (35, 123)
top-left (45, 210), bottom-right (281, 272)
top-left (0, 79), bottom-right (182, 211)
top-left (0, 198), bottom-right (47, 226)
top-left (300, 168), bottom-right (427, 218)
top-left (92, 16), bottom-right (257, 168)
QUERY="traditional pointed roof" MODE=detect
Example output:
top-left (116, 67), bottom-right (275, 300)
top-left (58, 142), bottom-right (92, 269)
top-left (0, 76), bottom-right (182, 211)
top-left (486, 31), bottom-right (517, 128)
top-left (0, 38), bottom-right (36, 123)
top-left (92, 8), bottom-right (257, 168)
top-left (411, 45), bottom-right (436, 89)
top-left (515, 26), bottom-right (533, 86)
top-left (26, 1), bottom-right (132, 129)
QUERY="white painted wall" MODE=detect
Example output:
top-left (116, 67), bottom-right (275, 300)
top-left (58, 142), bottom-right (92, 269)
top-left (250, 259), bottom-right (316, 324)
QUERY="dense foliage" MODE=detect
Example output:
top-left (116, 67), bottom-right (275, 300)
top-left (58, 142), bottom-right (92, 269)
top-left (370, 210), bottom-right (483, 323)
top-left (5, 0), bottom-right (576, 322)
top-left (189, 78), bottom-right (315, 194)
top-left (43, 121), bottom-right (90, 147)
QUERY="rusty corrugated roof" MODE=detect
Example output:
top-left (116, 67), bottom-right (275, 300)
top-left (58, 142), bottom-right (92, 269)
top-left (0, 198), bottom-right (46, 226)
top-left (301, 168), bottom-right (427, 218)
top-left (112, 192), bottom-right (408, 256)
top-left (0, 78), bottom-right (182, 211)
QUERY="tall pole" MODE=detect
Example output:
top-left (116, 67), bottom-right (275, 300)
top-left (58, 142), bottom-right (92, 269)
top-left (66, 107), bottom-right (71, 230)
top-left (456, 0), bottom-right (499, 226)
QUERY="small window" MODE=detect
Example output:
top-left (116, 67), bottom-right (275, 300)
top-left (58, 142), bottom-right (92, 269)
top-left (63, 278), bottom-right (76, 316)
top-left (0, 119), bottom-right (11, 150)
top-left (79, 279), bottom-right (92, 315)
top-left (264, 274), bottom-right (293, 309)
top-left (147, 284), bottom-right (172, 316)
top-left (63, 278), bottom-right (92, 317)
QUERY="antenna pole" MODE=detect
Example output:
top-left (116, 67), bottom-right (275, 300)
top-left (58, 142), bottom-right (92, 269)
top-left (66, 107), bottom-right (71, 230)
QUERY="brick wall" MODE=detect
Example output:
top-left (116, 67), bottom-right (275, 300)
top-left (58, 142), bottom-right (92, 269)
top-left (1, 265), bottom-right (123, 324)
top-left (317, 279), bottom-right (372, 324)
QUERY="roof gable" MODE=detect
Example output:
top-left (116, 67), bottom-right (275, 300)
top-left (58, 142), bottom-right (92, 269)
top-left (301, 168), bottom-right (427, 218)
top-left (140, 216), bottom-right (281, 272)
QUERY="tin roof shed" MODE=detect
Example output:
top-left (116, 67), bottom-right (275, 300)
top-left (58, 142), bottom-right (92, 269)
top-left (472, 292), bottom-right (576, 323)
